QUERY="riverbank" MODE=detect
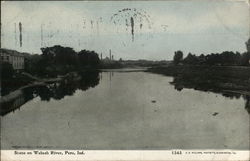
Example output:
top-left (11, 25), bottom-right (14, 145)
top-left (0, 72), bottom-right (77, 105)
top-left (1, 68), bottom-right (100, 96)
top-left (1, 72), bottom-right (70, 97)
top-left (147, 65), bottom-right (250, 97)
top-left (0, 69), bottom-right (102, 116)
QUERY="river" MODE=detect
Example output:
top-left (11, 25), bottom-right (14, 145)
top-left (1, 70), bottom-right (249, 150)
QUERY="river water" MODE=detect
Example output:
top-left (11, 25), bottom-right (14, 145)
top-left (1, 70), bottom-right (249, 149)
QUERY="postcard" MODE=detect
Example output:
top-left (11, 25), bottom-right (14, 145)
top-left (0, 0), bottom-right (249, 160)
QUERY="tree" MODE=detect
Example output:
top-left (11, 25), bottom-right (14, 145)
top-left (246, 38), bottom-right (250, 52)
top-left (24, 54), bottom-right (46, 75)
top-left (40, 45), bottom-right (80, 76)
top-left (41, 45), bottom-right (78, 66)
top-left (183, 53), bottom-right (198, 65)
top-left (78, 50), bottom-right (100, 67)
top-left (173, 51), bottom-right (183, 65)
top-left (240, 52), bottom-right (250, 66)
top-left (37, 45), bottom-right (101, 76)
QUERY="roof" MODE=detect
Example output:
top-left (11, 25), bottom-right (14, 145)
top-left (0, 48), bottom-right (25, 57)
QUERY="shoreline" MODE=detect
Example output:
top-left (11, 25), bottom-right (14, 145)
top-left (0, 70), bottom-right (100, 116)
top-left (0, 71), bottom-right (81, 114)
top-left (1, 65), bottom-right (250, 115)
top-left (147, 65), bottom-right (250, 97)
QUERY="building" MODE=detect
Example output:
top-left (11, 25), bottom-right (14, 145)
top-left (0, 48), bottom-right (25, 70)
top-left (102, 56), bottom-right (112, 63)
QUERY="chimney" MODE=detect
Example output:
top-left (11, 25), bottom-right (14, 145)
top-left (109, 49), bottom-right (111, 60)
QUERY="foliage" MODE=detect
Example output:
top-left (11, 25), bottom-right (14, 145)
top-left (176, 50), bottom-right (250, 66)
top-left (25, 54), bottom-right (46, 76)
top-left (240, 52), bottom-right (250, 66)
top-left (173, 51), bottom-right (183, 65)
top-left (78, 50), bottom-right (100, 67)
top-left (25, 45), bottom-right (100, 77)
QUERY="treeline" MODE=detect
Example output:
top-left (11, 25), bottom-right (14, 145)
top-left (173, 50), bottom-right (250, 66)
top-left (25, 45), bottom-right (100, 77)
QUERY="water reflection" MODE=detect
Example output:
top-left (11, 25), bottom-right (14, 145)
top-left (244, 95), bottom-right (250, 113)
top-left (1, 71), bottom-right (249, 149)
top-left (0, 71), bottom-right (100, 116)
top-left (2, 70), bottom-right (249, 116)
top-left (171, 76), bottom-right (250, 114)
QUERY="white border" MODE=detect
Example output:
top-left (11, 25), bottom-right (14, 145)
top-left (1, 150), bottom-right (250, 161)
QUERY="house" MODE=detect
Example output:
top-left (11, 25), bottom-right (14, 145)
top-left (0, 48), bottom-right (25, 70)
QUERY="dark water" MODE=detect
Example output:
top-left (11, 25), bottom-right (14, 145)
top-left (1, 70), bottom-right (249, 150)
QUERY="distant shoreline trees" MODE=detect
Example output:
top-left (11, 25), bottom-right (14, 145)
top-left (173, 38), bottom-right (250, 66)
top-left (173, 51), bottom-right (250, 66)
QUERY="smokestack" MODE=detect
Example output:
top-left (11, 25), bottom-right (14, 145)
top-left (109, 49), bottom-right (111, 60)
top-left (112, 55), bottom-right (114, 60)
top-left (101, 53), bottom-right (102, 60)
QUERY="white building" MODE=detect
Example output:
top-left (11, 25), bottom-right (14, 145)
top-left (0, 48), bottom-right (25, 70)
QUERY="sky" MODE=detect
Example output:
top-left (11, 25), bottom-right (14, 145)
top-left (1, 0), bottom-right (249, 60)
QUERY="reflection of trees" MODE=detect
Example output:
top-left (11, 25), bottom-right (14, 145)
top-left (36, 71), bottom-right (100, 101)
top-left (24, 71), bottom-right (100, 101)
top-left (171, 75), bottom-right (250, 114)
top-left (50, 81), bottom-right (78, 100)
top-left (35, 86), bottom-right (53, 101)
top-left (78, 71), bottom-right (100, 90)
top-left (1, 71), bottom-right (100, 115)
top-left (244, 95), bottom-right (250, 113)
